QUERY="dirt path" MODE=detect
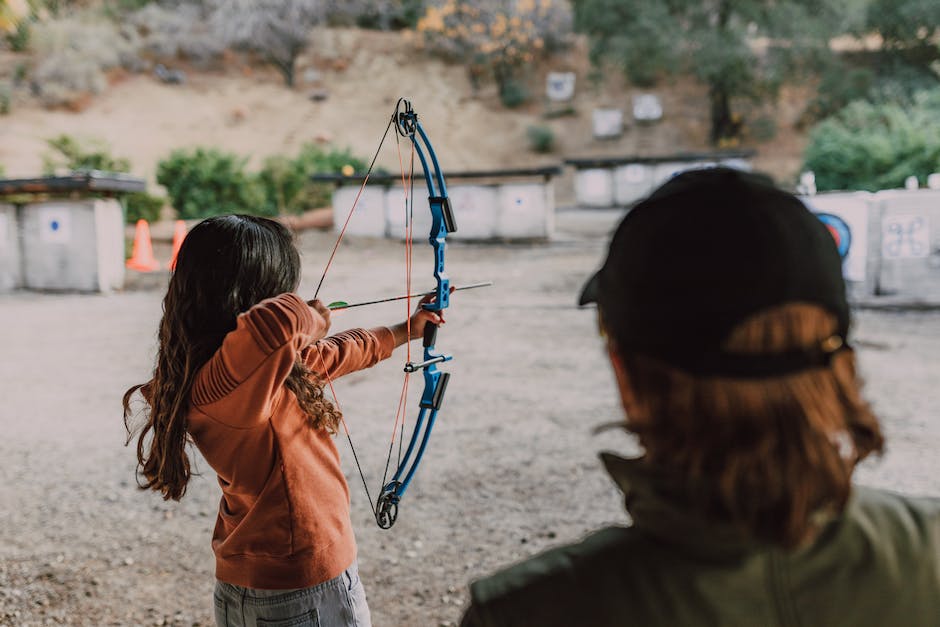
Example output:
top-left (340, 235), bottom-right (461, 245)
top-left (2, 209), bottom-right (938, 626)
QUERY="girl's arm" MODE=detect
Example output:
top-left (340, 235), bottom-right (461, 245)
top-left (191, 293), bottom-right (329, 426)
top-left (304, 293), bottom-right (445, 379)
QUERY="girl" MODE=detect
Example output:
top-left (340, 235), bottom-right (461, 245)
top-left (124, 214), bottom-right (441, 627)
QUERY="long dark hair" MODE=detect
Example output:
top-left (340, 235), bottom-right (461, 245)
top-left (123, 215), bottom-right (340, 500)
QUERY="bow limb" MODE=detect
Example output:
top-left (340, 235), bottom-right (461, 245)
top-left (374, 100), bottom-right (458, 529)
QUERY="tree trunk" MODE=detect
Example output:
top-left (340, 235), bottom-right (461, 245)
top-left (708, 84), bottom-right (734, 145)
top-left (270, 54), bottom-right (296, 88)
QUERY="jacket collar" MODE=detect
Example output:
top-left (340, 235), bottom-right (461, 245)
top-left (600, 452), bottom-right (767, 559)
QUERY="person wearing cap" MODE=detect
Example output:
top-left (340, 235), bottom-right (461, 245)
top-left (460, 168), bottom-right (940, 627)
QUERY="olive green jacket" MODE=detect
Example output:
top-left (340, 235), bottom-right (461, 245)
top-left (462, 454), bottom-right (940, 627)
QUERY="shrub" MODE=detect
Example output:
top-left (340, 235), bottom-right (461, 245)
top-left (526, 124), bottom-right (554, 153)
top-left (258, 144), bottom-right (369, 215)
top-left (803, 92), bottom-right (940, 192)
top-left (123, 191), bottom-right (164, 223)
top-left (0, 0), bottom-right (31, 36)
top-left (0, 81), bottom-right (10, 115)
top-left (157, 148), bottom-right (267, 220)
top-left (31, 16), bottom-right (141, 107)
top-left (327, 0), bottom-right (425, 30)
top-left (126, 3), bottom-right (223, 67)
top-left (415, 0), bottom-right (572, 102)
top-left (6, 19), bottom-right (30, 51)
top-left (42, 134), bottom-right (131, 174)
top-left (499, 77), bottom-right (528, 108)
top-left (802, 66), bottom-right (874, 125)
top-left (209, 0), bottom-right (324, 87)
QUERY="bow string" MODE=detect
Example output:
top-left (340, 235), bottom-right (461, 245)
top-left (312, 98), bottom-right (457, 530)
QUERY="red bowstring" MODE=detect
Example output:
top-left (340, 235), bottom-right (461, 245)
top-left (387, 136), bottom-right (416, 451)
top-left (309, 116), bottom-right (417, 510)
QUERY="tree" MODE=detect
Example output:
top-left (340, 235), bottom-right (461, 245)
top-left (209, 0), bottom-right (324, 87)
top-left (571, 0), bottom-right (850, 144)
top-left (865, 0), bottom-right (940, 51)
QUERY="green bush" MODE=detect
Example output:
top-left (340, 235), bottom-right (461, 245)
top-left (123, 192), bottom-right (164, 224)
top-left (258, 144), bottom-right (368, 215)
top-left (803, 92), bottom-right (940, 192)
top-left (499, 78), bottom-right (529, 109)
top-left (0, 82), bottom-right (10, 115)
top-left (526, 125), bottom-right (555, 153)
top-left (6, 20), bottom-right (30, 52)
top-left (42, 134), bottom-right (131, 174)
top-left (157, 148), bottom-right (267, 220)
top-left (803, 66), bottom-right (874, 125)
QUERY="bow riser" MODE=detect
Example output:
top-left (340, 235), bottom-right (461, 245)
top-left (374, 100), bottom-right (457, 530)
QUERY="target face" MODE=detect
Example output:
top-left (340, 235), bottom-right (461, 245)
top-left (816, 212), bottom-right (852, 258)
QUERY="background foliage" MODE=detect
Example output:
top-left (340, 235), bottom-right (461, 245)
top-left (416, 0), bottom-right (572, 107)
top-left (156, 148), bottom-right (267, 220)
top-left (570, 0), bottom-right (853, 144)
top-left (258, 144), bottom-right (368, 215)
top-left (803, 90), bottom-right (940, 191)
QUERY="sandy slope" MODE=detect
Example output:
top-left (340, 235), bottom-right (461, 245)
top-left (0, 28), bottom-right (810, 193)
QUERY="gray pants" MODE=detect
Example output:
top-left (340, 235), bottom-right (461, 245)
top-left (213, 561), bottom-right (372, 627)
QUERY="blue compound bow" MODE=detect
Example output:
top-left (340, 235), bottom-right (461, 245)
top-left (373, 99), bottom-right (457, 529)
top-left (314, 99), bottom-right (457, 530)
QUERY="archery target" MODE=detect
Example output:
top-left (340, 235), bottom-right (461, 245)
top-left (816, 212), bottom-right (852, 259)
top-left (38, 207), bottom-right (72, 243)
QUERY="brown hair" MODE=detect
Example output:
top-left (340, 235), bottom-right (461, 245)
top-left (123, 215), bottom-right (341, 501)
top-left (613, 303), bottom-right (883, 548)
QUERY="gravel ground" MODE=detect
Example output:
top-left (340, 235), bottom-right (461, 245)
top-left (1, 208), bottom-right (938, 626)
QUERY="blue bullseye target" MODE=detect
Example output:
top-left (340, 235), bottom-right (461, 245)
top-left (815, 212), bottom-right (852, 259)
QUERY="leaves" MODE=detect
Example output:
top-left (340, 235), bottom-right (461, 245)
top-left (156, 148), bottom-right (268, 220)
top-left (804, 92), bottom-right (940, 192)
top-left (571, 0), bottom-right (849, 142)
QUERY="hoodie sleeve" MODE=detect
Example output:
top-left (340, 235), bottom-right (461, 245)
top-left (302, 327), bottom-right (396, 381)
top-left (191, 293), bottom-right (327, 427)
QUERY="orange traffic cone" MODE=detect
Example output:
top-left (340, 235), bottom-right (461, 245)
top-left (168, 220), bottom-right (187, 270)
top-left (126, 219), bottom-right (160, 272)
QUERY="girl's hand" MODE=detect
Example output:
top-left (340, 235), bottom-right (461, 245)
top-left (407, 293), bottom-right (445, 341)
top-left (388, 288), bottom-right (454, 347)
top-left (306, 299), bottom-right (332, 341)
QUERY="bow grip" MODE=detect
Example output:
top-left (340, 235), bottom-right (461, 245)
top-left (423, 322), bottom-right (437, 347)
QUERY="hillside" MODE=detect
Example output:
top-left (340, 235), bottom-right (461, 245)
top-left (0, 28), bottom-right (813, 200)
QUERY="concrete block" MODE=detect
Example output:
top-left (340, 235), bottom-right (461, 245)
top-left (632, 94), bottom-right (663, 122)
top-left (496, 183), bottom-right (553, 240)
top-left (875, 190), bottom-right (940, 300)
top-left (802, 193), bottom-right (872, 288)
top-left (333, 185), bottom-right (387, 238)
top-left (20, 198), bottom-right (124, 292)
top-left (546, 72), bottom-right (576, 102)
top-left (575, 169), bottom-right (614, 208)
top-left (0, 203), bottom-right (21, 292)
top-left (447, 185), bottom-right (498, 241)
top-left (650, 162), bottom-right (687, 189)
top-left (613, 163), bottom-right (655, 206)
top-left (385, 185), bottom-right (433, 241)
top-left (718, 158), bottom-right (752, 171)
top-left (592, 108), bottom-right (623, 139)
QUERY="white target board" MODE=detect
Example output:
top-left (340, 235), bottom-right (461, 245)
top-left (39, 207), bottom-right (72, 243)
top-left (882, 214), bottom-right (930, 259)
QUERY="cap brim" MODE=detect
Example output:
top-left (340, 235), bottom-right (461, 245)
top-left (578, 271), bottom-right (600, 306)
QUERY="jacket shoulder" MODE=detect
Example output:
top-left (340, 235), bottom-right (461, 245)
top-left (845, 485), bottom-right (940, 561)
top-left (466, 526), bottom-right (648, 627)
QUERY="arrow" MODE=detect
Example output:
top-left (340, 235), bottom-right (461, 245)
top-left (327, 282), bottom-right (493, 311)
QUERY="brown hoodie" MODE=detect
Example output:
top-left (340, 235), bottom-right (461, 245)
top-left (186, 292), bottom-right (394, 589)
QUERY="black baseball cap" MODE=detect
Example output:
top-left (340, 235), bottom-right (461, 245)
top-left (579, 167), bottom-right (850, 377)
